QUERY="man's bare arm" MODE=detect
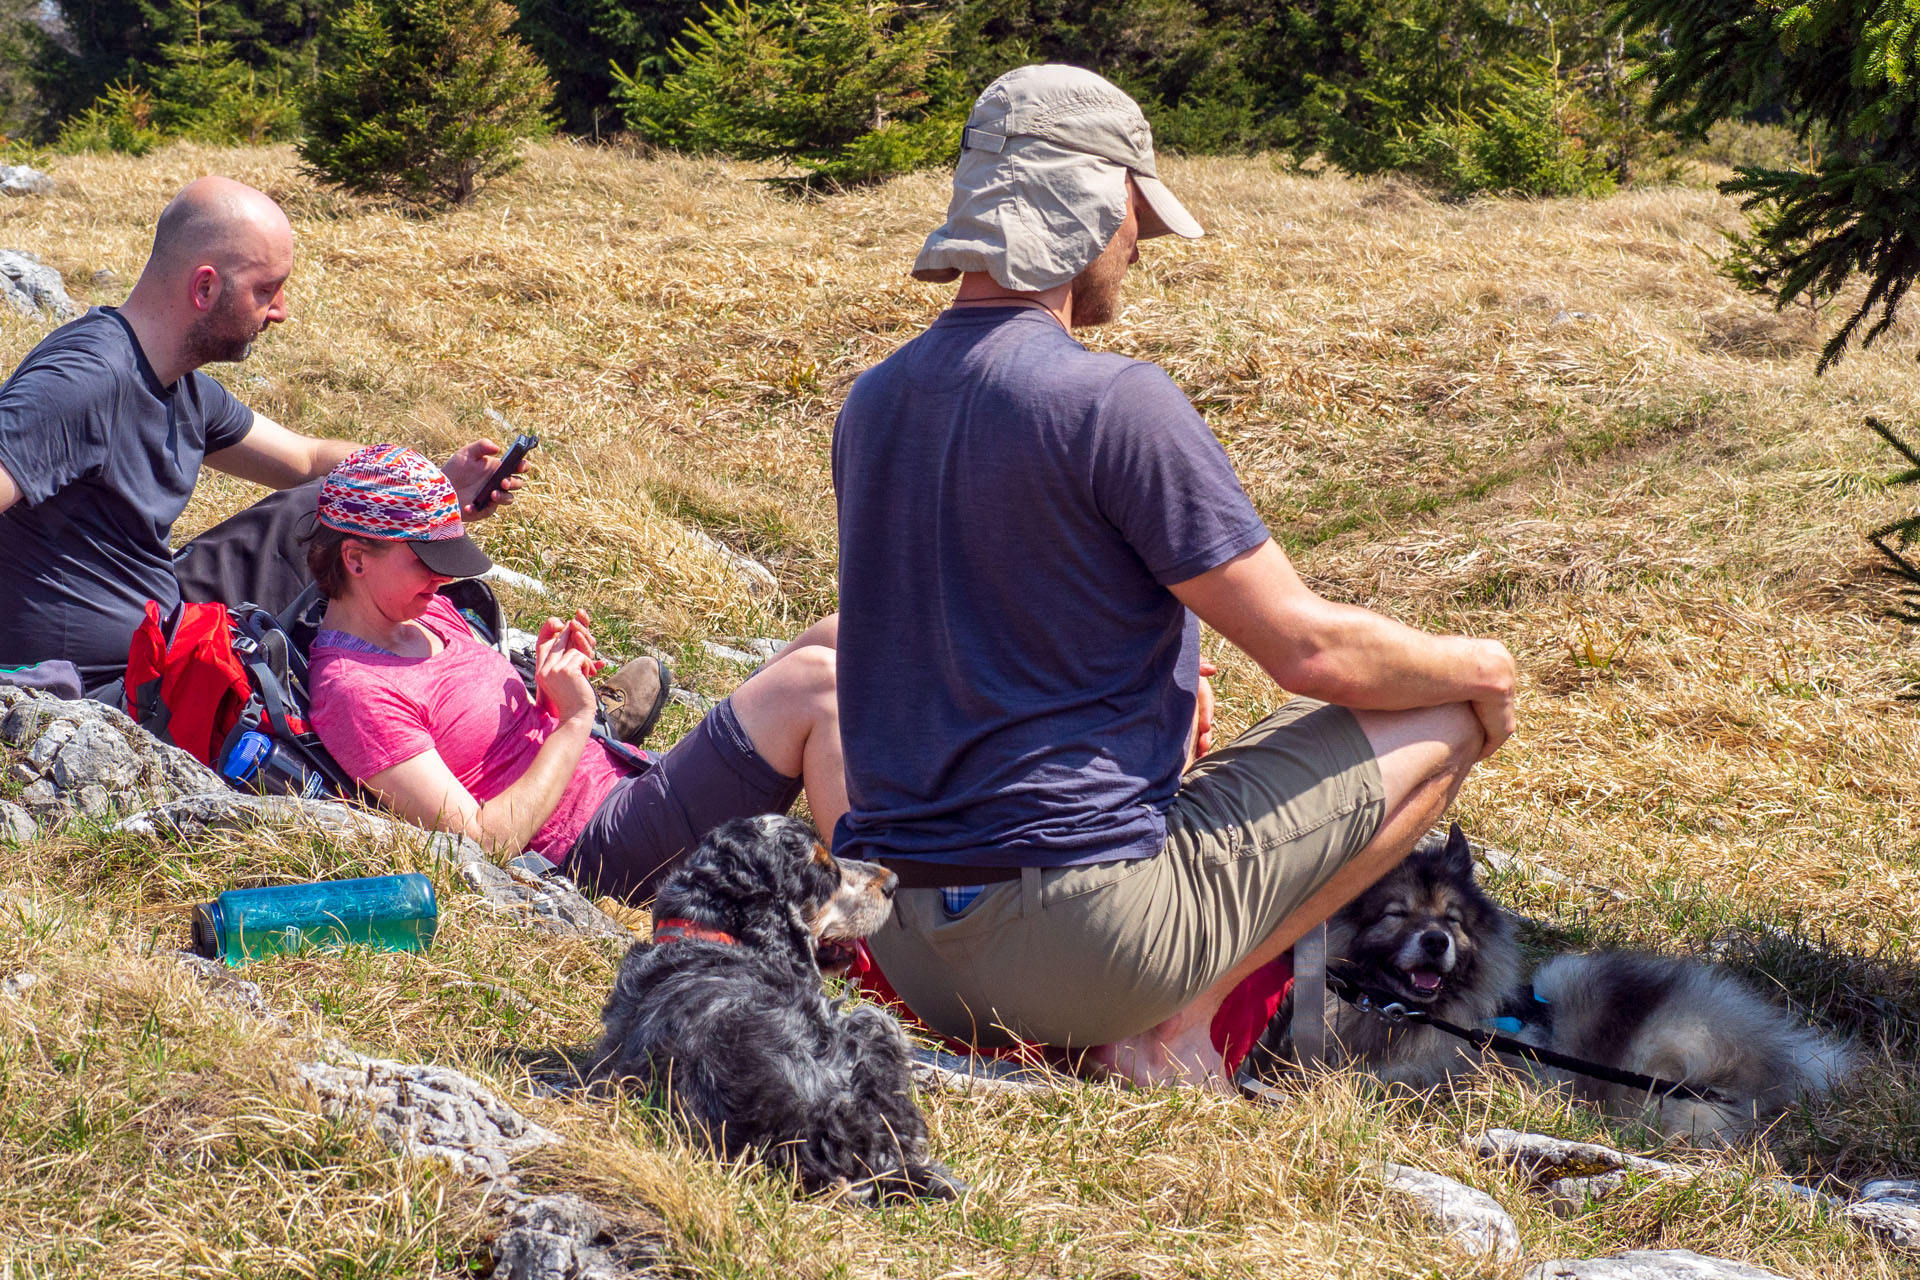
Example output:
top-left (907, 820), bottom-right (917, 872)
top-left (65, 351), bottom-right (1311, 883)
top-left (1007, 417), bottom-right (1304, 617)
top-left (204, 412), bottom-right (356, 488)
top-left (0, 458), bottom-right (18, 516)
top-left (1170, 539), bottom-right (1517, 756)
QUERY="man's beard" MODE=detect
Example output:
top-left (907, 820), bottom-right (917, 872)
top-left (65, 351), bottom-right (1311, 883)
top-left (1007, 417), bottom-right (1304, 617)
top-left (184, 292), bottom-right (259, 365)
top-left (1069, 253), bottom-right (1128, 327)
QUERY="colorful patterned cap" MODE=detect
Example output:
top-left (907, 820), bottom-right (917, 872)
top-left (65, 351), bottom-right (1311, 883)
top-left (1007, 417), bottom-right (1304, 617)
top-left (316, 444), bottom-right (492, 578)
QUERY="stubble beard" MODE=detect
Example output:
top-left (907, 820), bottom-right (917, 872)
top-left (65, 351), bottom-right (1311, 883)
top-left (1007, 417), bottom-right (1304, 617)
top-left (184, 291), bottom-right (260, 366)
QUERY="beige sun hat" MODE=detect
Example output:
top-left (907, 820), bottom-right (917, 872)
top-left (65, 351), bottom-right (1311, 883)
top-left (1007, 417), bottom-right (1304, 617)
top-left (913, 64), bottom-right (1203, 292)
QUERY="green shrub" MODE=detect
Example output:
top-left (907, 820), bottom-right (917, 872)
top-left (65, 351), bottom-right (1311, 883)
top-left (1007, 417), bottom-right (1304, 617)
top-left (299, 0), bottom-right (555, 208)
top-left (54, 81), bottom-right (165, 155)
top-left (51, 0), bottom-right (298, 154)
top-left (613, 0), bottom-right (959, 190)
top-left (1385, 60), bottom-right (1617, 199)
top-left (148, 36), bottom-right (299, 144)
top-left (31, 0), bottom-right (322, 137)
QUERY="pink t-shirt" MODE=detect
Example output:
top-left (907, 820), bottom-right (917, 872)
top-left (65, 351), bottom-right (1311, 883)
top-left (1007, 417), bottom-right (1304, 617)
top-left (309, 596), bottom-right (635, 861)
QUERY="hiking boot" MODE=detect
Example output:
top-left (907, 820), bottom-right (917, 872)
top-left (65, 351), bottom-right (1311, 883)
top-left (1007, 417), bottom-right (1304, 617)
top-left (597, 655), bottom-right (672, 746)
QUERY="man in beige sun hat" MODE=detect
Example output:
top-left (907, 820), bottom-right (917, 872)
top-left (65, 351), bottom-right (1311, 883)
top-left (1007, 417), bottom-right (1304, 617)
top-left (833, 64), bottom-right (1518, 1091)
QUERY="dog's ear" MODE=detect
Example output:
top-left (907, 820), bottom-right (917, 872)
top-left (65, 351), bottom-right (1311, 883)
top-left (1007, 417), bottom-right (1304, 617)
top-left (1442, 821), bottom-right (1473, 875)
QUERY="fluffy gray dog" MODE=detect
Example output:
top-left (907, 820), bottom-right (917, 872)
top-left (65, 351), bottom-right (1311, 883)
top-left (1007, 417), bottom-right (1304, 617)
top-left (1273, 824), bottom-right (1853, 1138)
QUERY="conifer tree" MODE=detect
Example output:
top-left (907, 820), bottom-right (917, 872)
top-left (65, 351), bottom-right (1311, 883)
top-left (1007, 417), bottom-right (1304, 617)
top-left (507, 0), bottom-right (706, 135)
top-left (1618, 0), bottom-right (1920, 371)
top-left (613, 0), bottom-right (957, 189)
top-left (298, 0), bottom-right (554, 208)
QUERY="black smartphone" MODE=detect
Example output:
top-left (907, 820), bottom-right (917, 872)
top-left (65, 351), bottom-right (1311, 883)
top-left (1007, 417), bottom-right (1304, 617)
top-left (470, 433), bottom-right (538, 515)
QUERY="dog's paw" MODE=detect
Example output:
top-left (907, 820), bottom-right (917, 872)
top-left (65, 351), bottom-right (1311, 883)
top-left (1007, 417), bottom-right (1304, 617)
top-left (908, 1161), bottom-right (967, 1202)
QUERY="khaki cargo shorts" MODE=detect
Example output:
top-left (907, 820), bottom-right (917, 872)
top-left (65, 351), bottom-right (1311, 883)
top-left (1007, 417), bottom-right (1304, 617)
top-left (867, 698), bottom-right (1386, 1048)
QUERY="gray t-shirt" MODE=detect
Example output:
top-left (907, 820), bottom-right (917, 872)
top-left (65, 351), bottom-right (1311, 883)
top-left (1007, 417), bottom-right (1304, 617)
top-left (831, 306), bottom-right (1270, 868)
top-left (0, 308), bottom-right (254, 690)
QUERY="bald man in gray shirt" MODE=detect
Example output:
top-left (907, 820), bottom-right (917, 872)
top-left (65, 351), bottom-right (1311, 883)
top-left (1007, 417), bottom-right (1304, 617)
top-left (0, 177), bottom-right (521, 695)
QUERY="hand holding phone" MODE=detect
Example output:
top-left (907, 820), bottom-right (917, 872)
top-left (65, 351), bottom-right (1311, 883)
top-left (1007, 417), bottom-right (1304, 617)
top-left (470, 433), bottom-right (538, 516)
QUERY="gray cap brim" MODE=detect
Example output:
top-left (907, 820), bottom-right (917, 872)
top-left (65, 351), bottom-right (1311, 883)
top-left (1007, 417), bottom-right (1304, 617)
top-left (1133, 172), bottom-right (1203, 240)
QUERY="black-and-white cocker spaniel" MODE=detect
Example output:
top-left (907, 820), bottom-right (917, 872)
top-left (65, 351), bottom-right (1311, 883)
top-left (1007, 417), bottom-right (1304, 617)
top-left (593, 814), bottom-right (963, 1203)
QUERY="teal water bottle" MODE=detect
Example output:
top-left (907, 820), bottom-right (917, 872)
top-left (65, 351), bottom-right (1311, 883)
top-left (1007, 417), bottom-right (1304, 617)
top-left (191, 873), bottom-right (439, 966)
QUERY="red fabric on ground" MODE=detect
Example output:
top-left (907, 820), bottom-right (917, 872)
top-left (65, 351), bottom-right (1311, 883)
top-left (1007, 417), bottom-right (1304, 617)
top-left (850, 942), bottom-right (1293, 1077)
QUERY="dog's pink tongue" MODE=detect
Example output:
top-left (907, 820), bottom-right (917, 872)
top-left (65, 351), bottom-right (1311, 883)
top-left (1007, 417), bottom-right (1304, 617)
top-left (1410, 969), bottom-right (1443, 993)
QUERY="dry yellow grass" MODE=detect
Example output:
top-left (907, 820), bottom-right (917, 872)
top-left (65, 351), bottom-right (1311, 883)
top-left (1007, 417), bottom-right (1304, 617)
top-left (1, 141), bottom-right (1917, 1278)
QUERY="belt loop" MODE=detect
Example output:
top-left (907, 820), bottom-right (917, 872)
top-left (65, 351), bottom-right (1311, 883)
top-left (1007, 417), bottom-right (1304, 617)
top-left (1019, 865), bottom-right (1041, 918)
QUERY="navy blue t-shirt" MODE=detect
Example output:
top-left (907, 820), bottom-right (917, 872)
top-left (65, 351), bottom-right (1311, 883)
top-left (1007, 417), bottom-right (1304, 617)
top-left (831, 306), bottom-right (1270, 868)
top-left (0, 308), bottom-right (254, 690)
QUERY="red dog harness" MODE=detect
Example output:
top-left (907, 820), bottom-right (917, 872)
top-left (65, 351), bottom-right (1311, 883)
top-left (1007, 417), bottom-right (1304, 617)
top-left (651, 917), bottom-right (738, 946)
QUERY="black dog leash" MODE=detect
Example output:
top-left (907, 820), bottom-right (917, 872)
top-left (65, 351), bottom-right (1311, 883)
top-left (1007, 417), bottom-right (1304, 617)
top-left (1324, 963), bottom-right (1740, 1107)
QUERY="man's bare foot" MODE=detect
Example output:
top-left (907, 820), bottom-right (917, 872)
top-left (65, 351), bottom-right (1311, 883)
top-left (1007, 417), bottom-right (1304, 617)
top-left (1085, 1022), bottom-right (1235, 1097)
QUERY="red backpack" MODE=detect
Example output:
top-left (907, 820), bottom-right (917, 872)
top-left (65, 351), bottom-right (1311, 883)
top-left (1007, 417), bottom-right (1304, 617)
top-left (126, 600), bottom-right (250, 766)
top-left (125, 598), bottom-right (354, 799)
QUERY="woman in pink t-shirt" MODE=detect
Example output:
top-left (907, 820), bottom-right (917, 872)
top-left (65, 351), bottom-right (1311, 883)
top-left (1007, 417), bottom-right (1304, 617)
top-left (303, 445), bottom-right (845, 902)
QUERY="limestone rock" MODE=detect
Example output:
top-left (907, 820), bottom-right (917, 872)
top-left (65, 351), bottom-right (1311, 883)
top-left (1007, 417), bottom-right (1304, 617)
top-left (685, 526), bottom-right (777, 597)
top-left (1860, 1179), bottom-right (1920, 1204)
top-left (49, 718), bottom-right (145, 791)
top-left (700, 641), bottom-right (759, 666)
top-left (1543, 1172), bottom-right (1632, 1215)
top-left (73, 782), bottom-right (110, 818)
top-left (669, 687), bottom-right (715, 714)
top-left (298, 1055), bottom-right (561, 1182)
top-left (493, 1194), bottom-right (659, 1279)
top-left (177, 953), bottom-right (276, 1021)
top-left (0, 165), bottom-right (52, 196)
top-left (0, 249), bottom-right (78, 320)
top-left (1469, 1129), bottom-right (1681, 1183)
top-left (479, 564), bottom-right (547, 595)
top-left (0, 800), bottom-right (33, 844)
top-left (17, 778), bottom-right (57, 812)
top-left (2, 690), bottom-right (226, 816)
top-left (910, 1047), bottom-right (1060, 1095)
top-left (1525, 1250), bottom-right (1789, 1279)
top-left (117, 791), bottom-right (440, 846)
top-left (1378, 1162), bottom-right (1521, 1262)
top-left (1, 971), bottom-right (38, 999)
top-left (1845, 1180), bottom-right (1920, 1251)
top-left (465, 857), bottom-right (633, 943)
top-left (745, 638), bottom-right (786, 661)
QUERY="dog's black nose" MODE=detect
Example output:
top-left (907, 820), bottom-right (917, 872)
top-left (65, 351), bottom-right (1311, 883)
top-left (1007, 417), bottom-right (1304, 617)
top-left (1419, 929), bottom-right (1451, 958)
top-left (879, 871), bottom-right (898, 899)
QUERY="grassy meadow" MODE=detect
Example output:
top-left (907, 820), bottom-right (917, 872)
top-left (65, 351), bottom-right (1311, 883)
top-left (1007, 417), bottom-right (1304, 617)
top-left (1, 141), bottom-right (1917, 1278)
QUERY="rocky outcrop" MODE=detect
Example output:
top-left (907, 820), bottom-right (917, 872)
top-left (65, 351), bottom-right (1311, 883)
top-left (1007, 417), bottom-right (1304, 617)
top-left (684, 527), bottom-right (777, 597)
top-left (1471, 1128), bottom-right (1679, 1181)
top-left (298, 1054), bottom-right (561, 1181)
top-left (2, 689), bottom-right (630, 940)
top-left (492, 1194), bottom-right (663, 1280)
top-left (1466, 1129), bottom-right (1835, 1214)
top-left (1845, 1179), bottom-right (1920, 1252)
top-left (0, 249), bottom-right (78, 320)
top-left (0, 164), bottom-right (52, 196)
top-left (910, 1047), bottom-right (1060, 1095)
top-left (1, 685), bottom-right (224, 821)
top-left (1377, 1162), bottom-right (1521, 1262)
top-left (0, 800), bottom-right (34, 843)
top-left (1525, 1251), bottom-right (1790, 1279)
